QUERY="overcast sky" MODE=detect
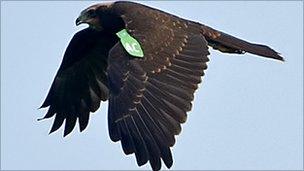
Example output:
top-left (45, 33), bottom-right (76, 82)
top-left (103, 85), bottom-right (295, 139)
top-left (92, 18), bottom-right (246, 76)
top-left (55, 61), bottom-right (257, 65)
top-left (1, 1), bottom-right (303, 170)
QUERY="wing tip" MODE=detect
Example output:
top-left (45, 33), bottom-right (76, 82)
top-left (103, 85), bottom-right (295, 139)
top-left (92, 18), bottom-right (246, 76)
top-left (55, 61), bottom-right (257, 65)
top-left (48, 127), bottom-right (58, 135)
top-left (63, 130), bottom-right (72, 137)
top-left (266, 53), bottom-right (285, 62)
top-left (79, 123), bottom-right (88, 133)
top-left (270, 51), bottom-right (285, 62)
top-left (39, 103), bottom-right (49, 109)
top-left (276, 53), bottom-right (285, 62)
top-left (37, 117), bottom-right (46, 121)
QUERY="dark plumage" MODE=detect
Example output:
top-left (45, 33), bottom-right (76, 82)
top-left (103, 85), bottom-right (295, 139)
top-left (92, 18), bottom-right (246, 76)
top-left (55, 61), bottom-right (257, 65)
top-left (40, 1), bottom-right (284, 170)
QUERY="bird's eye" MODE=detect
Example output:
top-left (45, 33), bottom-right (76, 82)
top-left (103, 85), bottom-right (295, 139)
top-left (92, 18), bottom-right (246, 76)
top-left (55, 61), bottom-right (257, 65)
top-left (87, 10), bottom-right (96, 18)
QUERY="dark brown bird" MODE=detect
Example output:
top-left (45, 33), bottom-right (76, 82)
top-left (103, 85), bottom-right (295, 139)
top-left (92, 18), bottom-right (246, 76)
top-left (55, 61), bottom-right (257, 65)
top-left (40, 1), bottom-right (284, 170)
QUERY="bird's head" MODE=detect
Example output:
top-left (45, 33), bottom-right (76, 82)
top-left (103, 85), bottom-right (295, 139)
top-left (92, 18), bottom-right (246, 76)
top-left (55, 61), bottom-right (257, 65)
top-left (76, 2), bottom-right (125, 32)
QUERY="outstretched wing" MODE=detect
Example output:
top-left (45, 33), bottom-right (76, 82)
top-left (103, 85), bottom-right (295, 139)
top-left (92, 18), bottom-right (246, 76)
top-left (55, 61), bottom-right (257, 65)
top-left (108, 2), bottom-right (210, 170)
top-left (40, 28), bottom-right (118, 136)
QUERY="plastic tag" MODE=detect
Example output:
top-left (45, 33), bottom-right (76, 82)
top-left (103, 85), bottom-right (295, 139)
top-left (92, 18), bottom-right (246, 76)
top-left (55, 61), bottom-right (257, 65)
top-left (116, 29), bottom-right (144, 58)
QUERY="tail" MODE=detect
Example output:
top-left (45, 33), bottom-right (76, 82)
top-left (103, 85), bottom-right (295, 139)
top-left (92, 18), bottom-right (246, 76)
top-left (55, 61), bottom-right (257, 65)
top-left (200, 25), bottom-right (284, 61)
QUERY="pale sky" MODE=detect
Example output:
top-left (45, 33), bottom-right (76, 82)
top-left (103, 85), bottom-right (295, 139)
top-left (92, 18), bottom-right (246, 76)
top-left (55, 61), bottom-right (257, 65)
top-left (1, 1), bottom-right (303, 170)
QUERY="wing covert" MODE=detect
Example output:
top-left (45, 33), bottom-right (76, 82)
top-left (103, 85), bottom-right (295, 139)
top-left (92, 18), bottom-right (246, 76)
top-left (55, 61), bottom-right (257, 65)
top-left (107, 4), bottom-right (210, 168)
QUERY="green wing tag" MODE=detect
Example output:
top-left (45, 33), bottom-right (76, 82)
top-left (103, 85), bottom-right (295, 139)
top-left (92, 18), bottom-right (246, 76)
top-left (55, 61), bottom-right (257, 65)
top-left (116, 29), bottom-right (144, 58)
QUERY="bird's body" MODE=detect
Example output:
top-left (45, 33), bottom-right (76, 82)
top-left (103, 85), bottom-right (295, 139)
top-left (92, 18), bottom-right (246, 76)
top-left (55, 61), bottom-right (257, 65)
top-left (40, 1), bottom-right (284, 170)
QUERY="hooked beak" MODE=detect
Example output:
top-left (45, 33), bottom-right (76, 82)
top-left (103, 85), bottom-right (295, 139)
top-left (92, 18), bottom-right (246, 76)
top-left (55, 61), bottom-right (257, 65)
top-left (76, 13), bottom-right (88, 26)
top-left (75, 17), bottom-right (83, 26)
top-left (75, 12), bottom-right (102, 30)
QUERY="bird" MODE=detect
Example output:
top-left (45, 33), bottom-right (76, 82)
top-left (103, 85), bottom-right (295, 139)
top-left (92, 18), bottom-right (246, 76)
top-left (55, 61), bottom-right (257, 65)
top-left (39, 1), bottom-right (284, 170)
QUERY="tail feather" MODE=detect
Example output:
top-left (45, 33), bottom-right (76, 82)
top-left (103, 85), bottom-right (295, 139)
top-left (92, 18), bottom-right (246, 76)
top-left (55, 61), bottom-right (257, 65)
top-left (201, 25), bottom-right (284, 61)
